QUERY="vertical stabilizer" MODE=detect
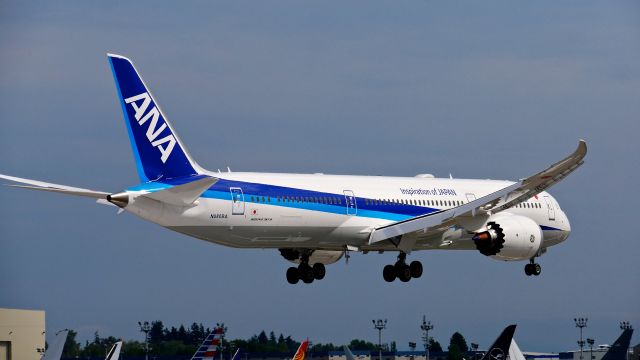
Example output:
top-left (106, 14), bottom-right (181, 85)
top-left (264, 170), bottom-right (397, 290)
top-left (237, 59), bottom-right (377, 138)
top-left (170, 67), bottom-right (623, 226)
top-left (480, 325), bottom-right (517, 360)
top-left (293, 340), bottom-right (309, 360)
top-left (509, 339), bottom-right (526, 360)
top-left (601, 329), bottom-right (634, 360)
top-left (105, 341), bottom-right (123, 360)
top-left (231, 348), bottom-right (242, 360)
top-left (191, 327), bottom-right (225, 360)
top-left (108, 53), bottom-right (202, 182)
top-left (343, 346), bottom-right (356, 360)
top-left (42, 330), bottom-right (69, 360)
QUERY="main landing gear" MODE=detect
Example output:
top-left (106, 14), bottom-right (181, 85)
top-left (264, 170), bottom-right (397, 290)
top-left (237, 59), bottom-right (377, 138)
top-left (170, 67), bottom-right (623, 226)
top-left (524, 258), bottom-right (541, 276)
top-left (286, 258), bottom-right (326, 285)
top-left (382, 252), bottom-right (423, 282)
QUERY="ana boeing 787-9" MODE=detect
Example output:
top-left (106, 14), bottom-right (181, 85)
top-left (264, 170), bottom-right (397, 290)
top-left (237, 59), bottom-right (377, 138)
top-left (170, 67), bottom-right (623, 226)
top-left (0, 54), bottom-right (586, 284)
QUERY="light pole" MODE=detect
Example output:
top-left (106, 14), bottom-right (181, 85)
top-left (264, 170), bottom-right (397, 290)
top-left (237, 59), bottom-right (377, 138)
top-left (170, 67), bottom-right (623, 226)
top-left (409, 342), bottom-right (417, 360)
top-left (373, 319), bottom-right (387, 360)
top-left (586, 339), bottom-right (594, 360)
top-left (574, 318), bottom-right (588, 360)
top-left (421, 316), bottom-right (434, 360)
top-left (138, 321), bottom-right (151, 360)
top-left (471, 343), bottom-right (479, 360)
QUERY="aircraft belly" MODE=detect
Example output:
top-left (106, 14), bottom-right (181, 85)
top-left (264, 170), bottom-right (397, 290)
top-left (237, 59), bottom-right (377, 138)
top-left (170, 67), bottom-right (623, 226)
top-left (166, 225), bottom-right (369, 249)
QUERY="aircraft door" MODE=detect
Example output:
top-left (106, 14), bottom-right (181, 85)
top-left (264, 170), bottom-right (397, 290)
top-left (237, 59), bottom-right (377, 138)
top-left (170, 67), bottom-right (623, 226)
top-left (465, 193), bottom-right (477, 203)
top-left (230, 187), bottom-right (245, 215)
top-left (543, 195), bottom-right (555, 220)
top-left (344, 190), bottom-right (357, 215)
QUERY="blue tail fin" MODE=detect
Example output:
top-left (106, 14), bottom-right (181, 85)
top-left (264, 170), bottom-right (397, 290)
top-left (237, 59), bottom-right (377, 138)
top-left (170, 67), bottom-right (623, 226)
top-left (108, 53), bottom-right (201, 182)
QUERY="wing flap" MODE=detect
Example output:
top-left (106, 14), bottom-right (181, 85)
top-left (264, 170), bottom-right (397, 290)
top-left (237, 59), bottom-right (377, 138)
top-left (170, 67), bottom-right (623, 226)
top-left (369, 140), bottom-right (587, 244)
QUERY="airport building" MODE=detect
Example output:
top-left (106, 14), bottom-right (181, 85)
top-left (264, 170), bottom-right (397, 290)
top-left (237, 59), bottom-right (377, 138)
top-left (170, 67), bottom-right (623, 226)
top-left (0, 308), bottom-right (46, 360)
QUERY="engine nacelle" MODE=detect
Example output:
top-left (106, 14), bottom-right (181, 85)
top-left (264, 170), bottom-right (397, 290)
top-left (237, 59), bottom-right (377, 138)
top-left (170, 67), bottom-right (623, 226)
top-left (472, 213), bottom-right (543, 261)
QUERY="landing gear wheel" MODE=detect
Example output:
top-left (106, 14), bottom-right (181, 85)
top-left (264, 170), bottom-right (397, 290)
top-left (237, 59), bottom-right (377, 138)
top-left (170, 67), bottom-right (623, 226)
top-left (397, 264), bottom-right (411, 282)
top-left (312, 263), bottom-right (326, 280)
top-left (409, 261), bottom-right (423, 278)
top-left (524, 263), bottom-right (532, 276)
top-left (299, 264), bottom-right (315, 284)
top-left (533, 263), bottom-right (542, 276)
top-left (383, 265), bottom-right (396, 282)
top-left (286, 267), bottom-right (300, 284)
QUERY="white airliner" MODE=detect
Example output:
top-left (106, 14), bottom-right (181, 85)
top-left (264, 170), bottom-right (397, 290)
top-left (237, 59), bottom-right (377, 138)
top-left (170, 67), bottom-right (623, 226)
top-left (0, 54), bottom-right (586, 284)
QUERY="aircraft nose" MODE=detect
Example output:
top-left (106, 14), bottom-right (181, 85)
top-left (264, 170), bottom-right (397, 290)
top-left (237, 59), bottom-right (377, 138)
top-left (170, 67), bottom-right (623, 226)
top-left (561, 211), bottom-right (571, 241)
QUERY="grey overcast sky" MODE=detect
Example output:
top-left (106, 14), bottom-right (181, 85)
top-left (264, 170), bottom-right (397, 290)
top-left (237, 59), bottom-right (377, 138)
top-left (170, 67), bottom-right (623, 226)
top-left (1, 0), bottom-right (639, 353)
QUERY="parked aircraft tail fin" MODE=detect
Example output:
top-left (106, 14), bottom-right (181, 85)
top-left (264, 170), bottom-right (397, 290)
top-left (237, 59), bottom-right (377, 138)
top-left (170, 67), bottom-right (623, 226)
top-left (479, 324), bottom-right (517, 360)
top-left (191, 327), bottom-right (225, 360)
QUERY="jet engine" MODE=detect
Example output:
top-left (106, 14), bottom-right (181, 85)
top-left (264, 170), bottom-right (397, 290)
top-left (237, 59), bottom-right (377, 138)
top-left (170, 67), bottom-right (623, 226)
top-left (472, 213), bottom-right (543, 261)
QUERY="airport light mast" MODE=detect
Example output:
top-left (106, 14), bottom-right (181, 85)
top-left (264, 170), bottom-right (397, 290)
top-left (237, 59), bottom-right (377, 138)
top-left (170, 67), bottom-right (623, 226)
top-left (574, 317), bottom-right (588, 360)
top-left (420, 316), bottom-right (434, 360)
top-left (471, 343), bottom-right (479, 360)
top-left (372, 319), bottom-right (387, 360)
top-left (586, 339), bottom-right (594, 360)
top-left (138, 321), bottom-right (151, 360)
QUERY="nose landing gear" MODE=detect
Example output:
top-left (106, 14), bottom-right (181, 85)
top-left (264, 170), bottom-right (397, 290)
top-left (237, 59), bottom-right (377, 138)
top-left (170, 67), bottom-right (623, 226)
top-left (383, 252), bottom-right (423, 282)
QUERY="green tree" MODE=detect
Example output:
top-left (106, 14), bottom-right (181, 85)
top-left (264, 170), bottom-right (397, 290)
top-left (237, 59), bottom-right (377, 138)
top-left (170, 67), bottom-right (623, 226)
top-left (257, 331), bottom-right (268, 345)
top-left (447, 332), bottom-right (468, 360)
top-left (429, 338), bottom-right (443, 353)
top-left (450, 332), bottom-right (468, 353)
top-left (349, 339), bottom-right (378, 351)
top-left (149, 321), bottom-right (165, 344)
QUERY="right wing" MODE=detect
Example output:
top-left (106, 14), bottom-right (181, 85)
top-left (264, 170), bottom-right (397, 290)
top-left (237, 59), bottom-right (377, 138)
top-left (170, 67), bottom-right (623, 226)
top-left (369, 140), bottom-right (587, 245)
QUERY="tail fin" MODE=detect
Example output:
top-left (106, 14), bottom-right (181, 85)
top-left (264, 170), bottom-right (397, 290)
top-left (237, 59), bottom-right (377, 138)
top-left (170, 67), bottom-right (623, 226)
top-left (42, 329), bottom-right (68, 360)
top-left (601, 328), bottom-right (633, 360)
top-left (292, 340), bottom-right (309, 360)
top-left (479, 324), bottom-right (517, 360)
top-left (108, 53), bottom-right (202, 182)
top-left (105, 341), bottom-right (123, 360)
top-left (191, 327), bottom-right (225, 360)
top-left (231, 348), bottom-right (242, 360)
top-left (343, 346), bottom-right (356, 360)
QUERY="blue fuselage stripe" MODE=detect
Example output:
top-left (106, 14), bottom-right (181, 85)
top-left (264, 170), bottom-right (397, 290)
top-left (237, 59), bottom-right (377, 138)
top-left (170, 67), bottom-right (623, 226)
top-left (127, 177), bottom-right (436, 221)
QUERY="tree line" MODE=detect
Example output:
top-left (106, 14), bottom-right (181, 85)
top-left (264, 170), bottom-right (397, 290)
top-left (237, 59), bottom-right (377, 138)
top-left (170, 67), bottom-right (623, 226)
top-left (61, 320), bottom-right (475, 360)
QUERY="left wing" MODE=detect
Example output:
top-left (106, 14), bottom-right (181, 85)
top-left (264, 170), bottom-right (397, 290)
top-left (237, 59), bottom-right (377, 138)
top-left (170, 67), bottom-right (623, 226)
top-left (369, 140), bottom-right (587, 245)
top-left (0, 174), bottom-right (110, 199)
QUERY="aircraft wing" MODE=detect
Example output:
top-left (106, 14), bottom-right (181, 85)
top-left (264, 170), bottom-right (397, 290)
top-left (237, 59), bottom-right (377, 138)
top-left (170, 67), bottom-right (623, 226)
top-left (369, 140), bottom-right (587, 245)
top-left (0, 174), bottom-right (110, 199)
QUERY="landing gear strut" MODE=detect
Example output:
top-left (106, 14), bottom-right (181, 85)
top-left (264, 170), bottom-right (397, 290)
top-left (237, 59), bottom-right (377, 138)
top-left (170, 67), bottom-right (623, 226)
top-left (524, 258), bottom-right (541, 276)
top-left (285, 253), bottom-right (326, 285)
top-left (383, 252), bottom-right (423, 282)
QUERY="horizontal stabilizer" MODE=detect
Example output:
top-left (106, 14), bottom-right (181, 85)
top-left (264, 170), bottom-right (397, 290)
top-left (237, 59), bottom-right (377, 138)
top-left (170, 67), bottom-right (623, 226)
top-left (142, 176), bottom-right (217, 206)
top-left (0, 174), bottom-right (110, 199)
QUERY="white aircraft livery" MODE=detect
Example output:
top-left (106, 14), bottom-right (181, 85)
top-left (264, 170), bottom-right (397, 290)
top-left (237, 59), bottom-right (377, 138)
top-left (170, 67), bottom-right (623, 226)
top-left (0, 54), bottom-right (587, 284)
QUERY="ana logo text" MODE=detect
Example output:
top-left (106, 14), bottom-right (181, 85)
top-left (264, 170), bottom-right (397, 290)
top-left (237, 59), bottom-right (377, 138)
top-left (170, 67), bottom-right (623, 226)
top-left (125, 92), bottom-right (176, 163)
